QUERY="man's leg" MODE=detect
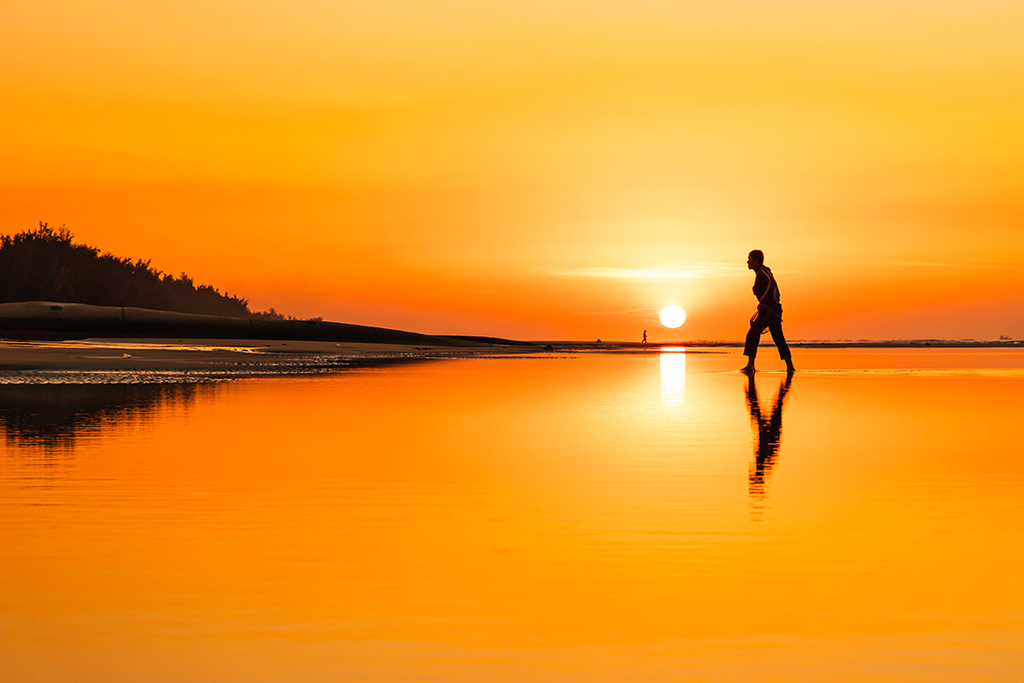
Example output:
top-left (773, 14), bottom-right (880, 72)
top-left (742, 315), bottom-right (769, 371)
top-left (767, 317), bottom-right (795, 372)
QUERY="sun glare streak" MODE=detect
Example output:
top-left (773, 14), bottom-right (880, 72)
top-left (560, 265), bottom-right (748, 280)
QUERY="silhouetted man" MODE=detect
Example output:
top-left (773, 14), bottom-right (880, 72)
top-left (741, 250), bottom-right (795, 373)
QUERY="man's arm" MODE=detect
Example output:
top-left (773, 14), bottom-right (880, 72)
top-left (753, 268), bottom-right (770, 301)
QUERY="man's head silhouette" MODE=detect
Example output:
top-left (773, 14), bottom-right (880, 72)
top-left (747, 249), bottom-right (764, 270)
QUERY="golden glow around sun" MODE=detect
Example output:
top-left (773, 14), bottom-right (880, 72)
top-left (659, 306), bottom-right (686, 329)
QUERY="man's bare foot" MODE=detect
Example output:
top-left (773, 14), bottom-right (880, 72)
top-left (785, 361), bottom-right (796, 373)
top-left (740, 364), bottom-right (755, 374)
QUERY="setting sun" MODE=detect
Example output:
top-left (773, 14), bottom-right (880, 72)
top-left (659, 305), bottom-right (686, 329)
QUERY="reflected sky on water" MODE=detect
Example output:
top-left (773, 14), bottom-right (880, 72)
top-left (2, 349), bottom-right (1024, 681)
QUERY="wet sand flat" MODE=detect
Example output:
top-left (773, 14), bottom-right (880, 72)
top-left (0, 338), bottom-right (512, 377)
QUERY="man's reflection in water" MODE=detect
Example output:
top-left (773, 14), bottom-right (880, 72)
top-left (745, 372), bottom-right (793, 507)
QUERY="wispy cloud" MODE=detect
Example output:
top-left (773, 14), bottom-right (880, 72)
top-left (811, 260), bottom-right (1005, 270)
top-left (572, 307), bottom-right (658, 317)
top-left (558, 263), bottom-right (747, 280)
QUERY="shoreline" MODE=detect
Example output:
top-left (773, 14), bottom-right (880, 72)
top-left (0, 337), bottom-right (1020, 380)
top-left (639, 339), bottom-right (1024, 349)
top-left (0, 339), bottom-right (530, 377)
top-left (1, 302), bottom-right (1019, 365)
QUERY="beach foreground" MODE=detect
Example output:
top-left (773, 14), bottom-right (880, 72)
top-left (2, 348), bottom-right (1024, 681)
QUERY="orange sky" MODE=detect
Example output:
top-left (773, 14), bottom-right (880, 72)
top-left (2, 1), bottom-right (1022, 340)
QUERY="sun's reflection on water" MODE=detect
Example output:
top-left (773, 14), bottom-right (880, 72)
top-left (659, 347), bottom-right (686, 407)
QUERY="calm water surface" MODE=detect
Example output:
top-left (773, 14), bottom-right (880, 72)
top-left (2, 349), bottom-right (1023, 681)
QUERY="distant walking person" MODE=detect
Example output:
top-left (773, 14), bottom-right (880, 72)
top-left (741, 250), bottom-right (795, 374)
top-left (642, 329), bottom-right (647, 344)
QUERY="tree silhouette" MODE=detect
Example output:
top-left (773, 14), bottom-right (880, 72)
top-left (0, 223), bottom-right (281, 318)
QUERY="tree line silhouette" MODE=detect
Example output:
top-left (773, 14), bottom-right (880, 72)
top-left (0, 223), bottom-right (283, 319)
